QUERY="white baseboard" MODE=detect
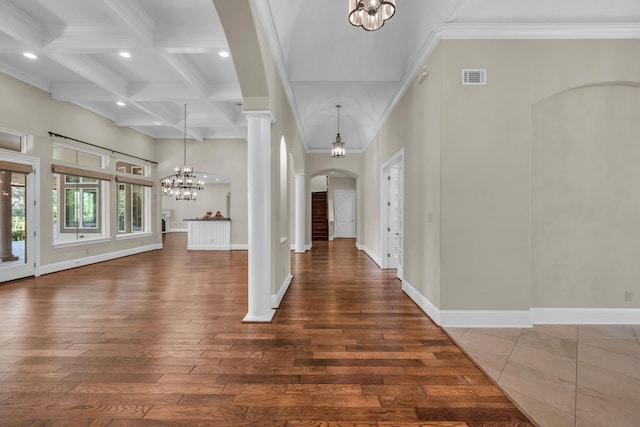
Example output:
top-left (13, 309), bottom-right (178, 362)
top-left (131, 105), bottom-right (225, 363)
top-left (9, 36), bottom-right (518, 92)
top-left (356, 243), bottom-right (381, 267)
top-left (169, 228), bottom-right (187, 233)
top-left (402, 279), bottom-right (441, 325)
top-left (242, 309), bottom-right (276, 323)
top-left (306, 243), bottom-right (312, 250)
top-left (187, 245), bottom-right (231, 250)
top-left (400, 281), bottom-right (640, 326)
top-left (231, 244), bottom-right (249, 250)
top-left (37, 243), bottom-right (163, 276)
top-left (272, 274), bottom-right (293, 308)
top-left (531, 308), bottom-right (640, 324)
top-left (441, 310), bottom-right (532, 328)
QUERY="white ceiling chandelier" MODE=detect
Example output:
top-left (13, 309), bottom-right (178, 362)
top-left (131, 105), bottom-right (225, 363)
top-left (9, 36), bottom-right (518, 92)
top-left (161, 104), bottom-right (204, 201)
top-left (348, 0), bottom-right (396, 31)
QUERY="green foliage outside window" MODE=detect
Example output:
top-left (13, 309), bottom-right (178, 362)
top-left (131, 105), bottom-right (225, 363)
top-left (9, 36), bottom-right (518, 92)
top-left (12, 186), bottom-right (25, 242)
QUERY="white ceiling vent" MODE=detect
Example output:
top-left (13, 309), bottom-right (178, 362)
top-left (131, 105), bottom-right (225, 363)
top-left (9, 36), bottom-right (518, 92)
top-left (462, 69), bottom-right (487, 85)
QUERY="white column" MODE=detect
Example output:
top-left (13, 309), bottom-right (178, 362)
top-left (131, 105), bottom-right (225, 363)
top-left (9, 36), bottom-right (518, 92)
top-left (243, 111), bottom-right (276, 322)
top-left (294, 173), bottom-right (306, 253)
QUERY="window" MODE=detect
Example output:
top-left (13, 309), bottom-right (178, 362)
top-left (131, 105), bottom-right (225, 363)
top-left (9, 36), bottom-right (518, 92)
top-left (115, 160), bottom-right (150, 236)
top-left (0, 129), bottom-right (24, 153)
top-left (52, 143), bottom-right (110, 245)
top-left (118, 184), bottom-right (126, 232)
top-left (64, 187), bottom-right (98, 229)
top-left (54, 173), bottom-right (107, 243)
top-left (53, 145), bottom-right (101, 168)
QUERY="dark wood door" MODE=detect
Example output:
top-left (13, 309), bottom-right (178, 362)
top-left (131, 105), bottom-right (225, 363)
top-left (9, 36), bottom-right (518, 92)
top-left (311, 192), bottom-right (328, 241)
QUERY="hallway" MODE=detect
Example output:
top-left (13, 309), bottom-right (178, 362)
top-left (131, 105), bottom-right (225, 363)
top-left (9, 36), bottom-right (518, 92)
top-left (0, 235), bottom-right (531, 426)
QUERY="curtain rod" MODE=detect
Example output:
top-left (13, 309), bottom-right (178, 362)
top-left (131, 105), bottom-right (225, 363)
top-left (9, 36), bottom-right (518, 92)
top-left (48, 131), bottom-right (158, 165)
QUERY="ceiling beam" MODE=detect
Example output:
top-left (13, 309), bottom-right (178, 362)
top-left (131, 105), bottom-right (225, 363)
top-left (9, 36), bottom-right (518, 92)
top-left (49, 54), bottom-right (129, 98)
top-left (161, 54), bottom-right (209, 96)
top-left (130, 102), bottom-right (204, 142)
top-left (0, 1), bottom-right (43, 47)
top-left (51, 82), bottom-right (116, 102)
top-left (95, 0), bottom-right (155, 45)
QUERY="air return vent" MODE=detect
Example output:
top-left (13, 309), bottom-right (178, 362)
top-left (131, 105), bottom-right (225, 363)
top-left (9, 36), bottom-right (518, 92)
top-left (462, 69), bottom-right (487, 85)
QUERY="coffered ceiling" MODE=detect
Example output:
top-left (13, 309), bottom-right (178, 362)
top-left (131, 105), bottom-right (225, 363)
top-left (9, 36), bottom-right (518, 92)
top-left (0, 0), bottom-right (243, 141)
top-left (1, 0), bottom-right (639, 152)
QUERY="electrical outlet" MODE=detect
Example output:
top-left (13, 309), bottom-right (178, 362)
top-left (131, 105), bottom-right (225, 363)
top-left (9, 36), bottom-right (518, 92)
top-left (625, 291), bottom-right (633, 301)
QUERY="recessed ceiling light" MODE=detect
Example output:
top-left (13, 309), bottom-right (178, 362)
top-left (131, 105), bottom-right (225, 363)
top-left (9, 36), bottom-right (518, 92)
top-left (203, 175), bottom-right (208, 178)
top-left (119, 51), bottom-right (131, 58)
top-left (218, 50), bottom-right (229, 58)
top-left (117, 101), bottom-right (126, 107)
top-left (23, 52), bottom-right (37, 60)
top-left (215, 178), bottom-right (220, 181)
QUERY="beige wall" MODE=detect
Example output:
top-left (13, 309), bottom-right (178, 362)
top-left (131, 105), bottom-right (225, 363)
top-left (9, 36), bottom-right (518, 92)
top-left (363, 38), bottom-right (640, 311)
top-left (156, 138), bottom-right (248, 245)
top-left (0, 72), bottom-right (160, 270)
top-left (532, 85), bottom-right (640, 307)
top-left (361, 45), bottom-right (443, 304)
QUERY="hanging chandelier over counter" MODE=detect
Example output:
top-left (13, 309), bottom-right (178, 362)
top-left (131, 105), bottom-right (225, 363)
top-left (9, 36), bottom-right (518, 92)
top-left (348, 0), bottom-right (396, 31)
top-left (162, 104), bottom-right (204, 201)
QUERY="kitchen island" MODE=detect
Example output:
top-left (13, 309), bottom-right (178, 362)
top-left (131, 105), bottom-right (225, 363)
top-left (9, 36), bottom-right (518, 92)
top-left (183, 218), bottom-right (231, 250)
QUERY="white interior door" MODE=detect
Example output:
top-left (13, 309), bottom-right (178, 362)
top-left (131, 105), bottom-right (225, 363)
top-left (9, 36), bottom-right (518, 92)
top-left (381, 150), bottom-right (404, 279)
top-left (390, 162), bottom-right (403, 279)
top-left (334, 189), bottom-right (355, 238)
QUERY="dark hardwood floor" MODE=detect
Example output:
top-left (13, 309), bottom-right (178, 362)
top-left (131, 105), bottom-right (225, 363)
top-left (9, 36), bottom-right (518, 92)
top-left (0, 234), bottom-right (532, 426)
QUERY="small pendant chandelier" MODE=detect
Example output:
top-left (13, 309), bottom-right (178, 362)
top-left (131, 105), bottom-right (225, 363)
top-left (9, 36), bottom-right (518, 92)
top-left (348, 0), bottom-right (396, 32)
top-left (161, 104), bottom-right (204, 201)
top-left (331, 105), bottom-right (346, 158)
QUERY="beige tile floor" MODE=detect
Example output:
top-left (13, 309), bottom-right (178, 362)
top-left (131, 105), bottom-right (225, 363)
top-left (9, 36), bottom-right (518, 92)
top-left (445, 325), bottom-right (640, 427)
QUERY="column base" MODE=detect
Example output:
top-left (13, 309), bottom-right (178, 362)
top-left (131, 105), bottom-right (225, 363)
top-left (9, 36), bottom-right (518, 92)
top-left (0, 255), bottom-right (18, 262)
top-left (242, 309), bottom-right (276, 323)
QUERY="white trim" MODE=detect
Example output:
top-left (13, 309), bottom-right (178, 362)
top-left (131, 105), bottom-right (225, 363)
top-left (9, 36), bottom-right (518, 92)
top-left (187, 244), bottom-right (231, 251)
top-left (116, 232), bottom-right (153, 241)
top-left (306, 243), bottom-right (312, 251)
top-left (356, 243), bottom-right (381, 268)
top-left (169, 228), bottom-right (188, 233)
top-left (272, 274), bottom-right (293, 308)
top-left (435, 23), bottom-right (640, 41)
top-left (53, 237), bottom-right (112, 248)
top-left (242, 310), bottom-right (276, 323)
top-left (380, 149), bottom-right (404, 270)
top-left (231, 244), bottom-right (248, 250)
top-left (0, 151), bottom-right (39, 282)
top-left (402, 279), bottom-right (441, 325)
top-left (531, 308), bottom-right (640, 325)
top-left (37, 243), bottom-right (162, 276)
top-left (441, 310), bottom-right (533, 328)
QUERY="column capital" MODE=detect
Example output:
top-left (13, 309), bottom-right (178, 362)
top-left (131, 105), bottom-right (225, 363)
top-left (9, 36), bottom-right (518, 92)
top-left (244, 110), bottom-right (275, 123)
